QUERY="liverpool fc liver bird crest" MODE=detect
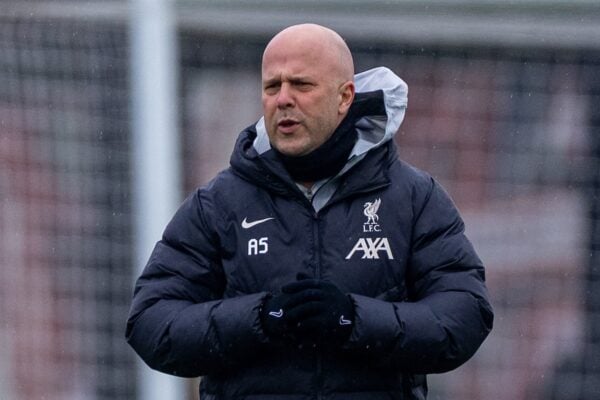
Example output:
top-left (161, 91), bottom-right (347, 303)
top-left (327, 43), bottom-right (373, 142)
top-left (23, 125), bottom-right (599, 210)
top-left (363, 198), bottom-right (381, 225)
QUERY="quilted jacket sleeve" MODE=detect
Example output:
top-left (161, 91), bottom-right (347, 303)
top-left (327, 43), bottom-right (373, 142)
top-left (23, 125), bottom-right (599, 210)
top-left (125, 189), bottom-right (269, 377)
top-left (344, 177), bottom-right (493, 374)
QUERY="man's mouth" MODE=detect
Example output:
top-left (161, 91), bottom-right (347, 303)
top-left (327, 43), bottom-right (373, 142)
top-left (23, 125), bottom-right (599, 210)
top-left (277, 118), bottom-right (300, 133)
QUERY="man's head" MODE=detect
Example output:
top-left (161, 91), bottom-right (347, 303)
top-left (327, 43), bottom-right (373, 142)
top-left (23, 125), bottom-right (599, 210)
top-left (261, 24), bottom-right (355, 157)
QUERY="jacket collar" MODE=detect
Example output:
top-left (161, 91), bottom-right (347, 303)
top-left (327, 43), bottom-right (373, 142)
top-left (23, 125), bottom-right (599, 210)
top-left (230, 126), bottom-right (397, 209)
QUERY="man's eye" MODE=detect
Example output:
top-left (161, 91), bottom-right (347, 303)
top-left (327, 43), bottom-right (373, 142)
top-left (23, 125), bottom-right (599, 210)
top-left (264, 84), bottom-right (279, 93)
top-left (295, 82), bottom-right (313, 90)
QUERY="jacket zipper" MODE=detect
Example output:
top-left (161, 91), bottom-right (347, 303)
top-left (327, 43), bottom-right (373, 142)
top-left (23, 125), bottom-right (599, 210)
top-left (311, 210), bottom-right (324, 400)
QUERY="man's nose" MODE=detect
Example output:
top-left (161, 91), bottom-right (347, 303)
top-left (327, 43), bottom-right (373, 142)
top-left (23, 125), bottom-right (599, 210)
top-left (276, 83), bottom-right (295, 108)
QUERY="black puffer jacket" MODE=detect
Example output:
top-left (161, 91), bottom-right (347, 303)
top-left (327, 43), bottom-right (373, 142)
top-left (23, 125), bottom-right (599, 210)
top-left (126, 68), bottom-right (493, 400)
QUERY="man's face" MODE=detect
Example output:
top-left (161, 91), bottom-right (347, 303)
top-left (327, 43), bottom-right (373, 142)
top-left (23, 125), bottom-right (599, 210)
top-left (261, 41), bottom-right (349, 157)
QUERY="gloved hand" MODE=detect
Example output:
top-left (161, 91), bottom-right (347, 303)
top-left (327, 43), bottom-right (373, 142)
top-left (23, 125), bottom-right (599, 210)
top-left (260, 291), bottom-right (294, 340)
top-left (281, 274), bottom-right (355, 345)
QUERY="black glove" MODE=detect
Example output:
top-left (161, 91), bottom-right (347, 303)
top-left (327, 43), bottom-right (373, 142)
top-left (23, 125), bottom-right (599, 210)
top-left (260, 291), bottom-right (293, 340)
top-left (281, 274), bottom-right (355, 345)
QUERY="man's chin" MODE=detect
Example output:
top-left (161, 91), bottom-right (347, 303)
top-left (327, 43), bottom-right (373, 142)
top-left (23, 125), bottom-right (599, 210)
top-left (273, 142), bottom-right (312, 157)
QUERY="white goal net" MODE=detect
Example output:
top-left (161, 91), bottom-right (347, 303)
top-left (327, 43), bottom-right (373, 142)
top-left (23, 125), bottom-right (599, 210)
top-left (0, 8), bottom-right (135, 400)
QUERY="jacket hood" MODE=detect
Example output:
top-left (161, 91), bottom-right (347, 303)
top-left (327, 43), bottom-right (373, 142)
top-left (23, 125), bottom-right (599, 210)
top-left (252, 67), bottom-right (409, 157)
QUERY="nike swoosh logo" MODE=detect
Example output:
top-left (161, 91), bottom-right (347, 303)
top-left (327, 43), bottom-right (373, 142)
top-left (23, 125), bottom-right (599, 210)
top-left (241, 217), bottom-right (274, 229)
top-left (339, 315), bottom-right (352, 326)
top-left (268, 309), bottom-right (284, 318)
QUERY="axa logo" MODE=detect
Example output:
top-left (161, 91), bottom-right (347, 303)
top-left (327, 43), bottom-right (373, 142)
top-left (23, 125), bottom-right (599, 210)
top-left (363, 198), bottom-right (381, 232)
top-left (345, 237), bottom-right (394, 260)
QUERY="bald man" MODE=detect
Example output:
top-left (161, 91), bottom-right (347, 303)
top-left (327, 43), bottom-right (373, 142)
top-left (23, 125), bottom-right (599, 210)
top-left (126, 24), bottom-right (493, 400)
top-left (261, 24), bottom-right (355, 161)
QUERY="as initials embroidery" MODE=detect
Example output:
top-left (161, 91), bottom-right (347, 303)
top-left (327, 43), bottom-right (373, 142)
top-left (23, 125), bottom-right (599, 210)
top-left (248, 237), bottom-right (268, 255)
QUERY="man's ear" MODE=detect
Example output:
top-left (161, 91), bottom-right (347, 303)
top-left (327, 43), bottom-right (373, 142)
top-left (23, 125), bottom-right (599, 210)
top-left (338, 81), bottom-right (355, 115)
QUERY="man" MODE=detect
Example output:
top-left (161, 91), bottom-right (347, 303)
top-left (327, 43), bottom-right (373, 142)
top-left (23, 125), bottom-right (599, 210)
top-left (126, 24), bottom-right (493, 400)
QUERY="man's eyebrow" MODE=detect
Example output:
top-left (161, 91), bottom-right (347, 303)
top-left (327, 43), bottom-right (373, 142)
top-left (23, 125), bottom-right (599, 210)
top-left (289, 76), bottom-right (314, 83)
top-left (262, 76), bottom-right (281, 86)
top-left (263, 75), bottom-right (314, 85)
